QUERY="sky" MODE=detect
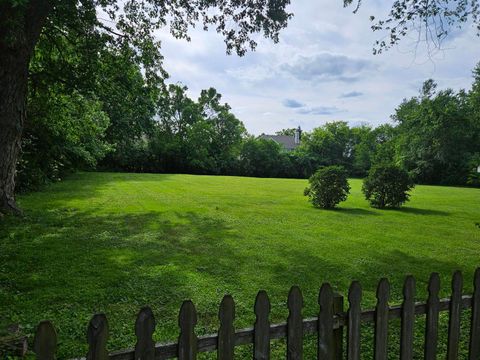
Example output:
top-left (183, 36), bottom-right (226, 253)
top-left (155, 1), bottom-right (480, 135)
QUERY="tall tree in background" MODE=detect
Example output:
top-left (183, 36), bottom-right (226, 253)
top-left (0, 0), bottom-right (292, 214)
top-left (297, 121), bottom-right (353, 174)
top-left (393, 79), bottom-right (478, 185)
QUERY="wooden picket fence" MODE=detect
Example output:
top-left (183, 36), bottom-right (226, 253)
top-left (29, 268), bottom-right (480, 360)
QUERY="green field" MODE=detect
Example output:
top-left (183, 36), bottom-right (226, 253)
top-left (1, 172), bottom-right (479, 358)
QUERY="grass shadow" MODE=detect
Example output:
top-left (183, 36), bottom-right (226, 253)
top-left (391, 206), bottom-right (450, 216)
top-left (333, 207), bottom-right (379, 216)
top-left (0, 208), bottom-right (245, 357)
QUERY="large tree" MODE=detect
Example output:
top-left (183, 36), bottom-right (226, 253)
top-left (393, 79), bottom-right (478, 185)
top-left (0, 0), bottom-right (292, 214)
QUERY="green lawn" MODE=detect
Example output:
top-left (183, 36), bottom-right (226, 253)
top-left (1, 172), bottom-right (479, 358)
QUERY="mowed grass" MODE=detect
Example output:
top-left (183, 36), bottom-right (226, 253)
top-left (1, 172), bottom-right (479, 358)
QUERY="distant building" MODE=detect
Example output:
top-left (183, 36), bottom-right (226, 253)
top-left (259, 126), bottom-right (302, 151)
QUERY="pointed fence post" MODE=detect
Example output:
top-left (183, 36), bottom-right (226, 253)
top-left (374, 278), bottom-right (390, 360)
top-left (135, 307), bottom-right (156, 360)
top-left (287, 286), bottom-right (303, 360)
top-left (86, 314), bottom-right (109, 360)
top-left (254, 290), bottom-right (271, 360)
top-left (347, 281), bottom-right (362, 360)
top-left (318, 283), bottom-right (334, 360)
top-left (400, 276), bottom-right (415, 360)
top-left (33, 321), bottom-right (57, 360)
top-left (178, 300), bottom-right (198, 360)
top-left (218, 295), bottom-right (235, 360)
top-left (425, 273), bottom-right (440, 360)
top-left (447, 271), bottom-right (463, 360)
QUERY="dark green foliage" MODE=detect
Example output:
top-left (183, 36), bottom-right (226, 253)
top-left (296, 122), bottom-right (353, 175)
top-left (239, 138), bottom-right (295, 178)
top-left (17, 89), bottom-right (110, 191)
top-left (304, 166), bottom-right (350, 209)
top-left (362, 164), bottom-right (414, 208)
top-left (467, 154), bottom-right (480, 186)
top-left (393, 80), bottom-right (477, 185)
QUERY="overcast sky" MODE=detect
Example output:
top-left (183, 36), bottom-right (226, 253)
top-left (155, 1), bottom-right (480, 135)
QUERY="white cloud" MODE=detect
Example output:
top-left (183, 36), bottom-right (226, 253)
top-left (281, 53), bottom-right (377, 82)
top-left (155, 1), bottom-right (480, 135)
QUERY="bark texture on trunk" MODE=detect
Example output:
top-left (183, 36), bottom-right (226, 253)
top-left (0, 43), bottom-right (29, 215)
top-left (0, 0), bottom-right (51, 215)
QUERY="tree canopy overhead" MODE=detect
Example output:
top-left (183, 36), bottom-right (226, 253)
top-left (0, 0), bottom-right (292, 214)
top-left (344, 0), bottom-right (480, 54)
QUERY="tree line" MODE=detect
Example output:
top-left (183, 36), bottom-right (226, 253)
top-left (2, 0), bottom-right (479, 214)
top-left (17, 53), bottom-right (480, 191)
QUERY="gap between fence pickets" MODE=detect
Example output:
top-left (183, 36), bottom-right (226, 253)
top-left (71, 295), bottom-right (473, 360)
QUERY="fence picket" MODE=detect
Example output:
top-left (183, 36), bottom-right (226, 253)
top-left (424, 272), bottom-right (440, 360)
top-left (178, 300), bottom-right (198, 360)
top-left (470, 268), bottom-right (480, 360)
top-left (33, 320), bottom-right (57, 360)
top-left (13, 268), bottom-right (480, 360)
top-left (374, 278), bottom-right (390, 360)
top-left (318, 283), bottom-right (334, 360)
top-left (400, 276), bottom-right (415, 360)
top-left (218, 295), bottom-right (235, 360)
top-left (86, 314), bottom-right (109, 360)
top-left (447, 271), bottom-right (463, 360)
top-left (134, 307), bottom-right (156, 360)
top-left (347, 281), bottom-right (362, 360)
top-left (287, 286), bottom-right (303, 360)
top-left (254, 290), bottom-right (271, 360)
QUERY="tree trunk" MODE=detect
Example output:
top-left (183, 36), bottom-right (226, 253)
top-left (0, 1), bottom-right (51, 215)
top-left (0, 46), bottom-right (29, 215)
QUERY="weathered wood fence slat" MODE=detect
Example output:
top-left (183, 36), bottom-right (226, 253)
top-left (400, 275), bottom-right (415, 360)
top-left (374, 278), bottom-right (389, 360)
top-left (447, 271), bottom-right (463, 360)
top-left (347, 281), bottom-right (362, 360)
top-left (318, 283), bottom-right (334, 360)
top-left (135, 307), bottom-right (156, 360)
top-left (254, 290), bottom-right (270, 360)
top-left (24, 268), bottom-right (480, 360)
top-left (424, 272), bottom-right (440, 360)
top-left (286, 286), bottom-right (303, 360)
top-left (218, 295), bottom-right (236, 360)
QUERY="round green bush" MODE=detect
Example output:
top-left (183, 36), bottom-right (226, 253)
top-left (304, 166), bottom-right (350, 209)
top-left (362, 164), bottom-right (414, 208)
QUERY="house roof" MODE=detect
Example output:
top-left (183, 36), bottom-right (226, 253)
top-left (259, 134), bottom-right (298, 151)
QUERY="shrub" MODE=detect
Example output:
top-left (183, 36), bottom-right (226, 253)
top-left (304, 166), bottom-right (350, 209)
top-left (362, 164), bottom-right (414, 208)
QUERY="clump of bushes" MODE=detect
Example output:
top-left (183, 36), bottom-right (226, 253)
top-left (304, 166), bottom-right (350, 209)
top-left (362, 164), bottom-right (414, 208)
